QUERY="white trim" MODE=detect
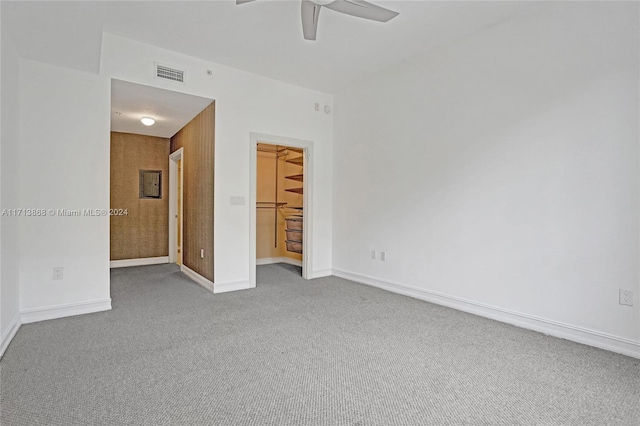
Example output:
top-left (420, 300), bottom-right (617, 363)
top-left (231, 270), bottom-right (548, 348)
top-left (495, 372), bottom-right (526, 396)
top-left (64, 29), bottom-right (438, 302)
top-left (249, 133), bottom-right (314, 289)
top-left (332, 268), bottom-right (640, 359)
top-left (214, 279), bottom-right (251, 294)
top-left (110, 257), bottom-right (169, 268)
top-left (181, 265), bottom-right (214, 293)
top-left (312, 268), bottom-right (333, 279)
top-left (20, 298), bottom-right (112, 324)
top-left (256, 257), bottom-right (303, 267)
top-left (0, 312), bottom-right (21, 359)
top-left (169, 148), bottom-right (184, 265)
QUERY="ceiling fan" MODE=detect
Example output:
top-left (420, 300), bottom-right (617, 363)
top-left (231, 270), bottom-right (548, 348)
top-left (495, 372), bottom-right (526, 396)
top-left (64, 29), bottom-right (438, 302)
top-left (236, 0), bottom-right (399, 41)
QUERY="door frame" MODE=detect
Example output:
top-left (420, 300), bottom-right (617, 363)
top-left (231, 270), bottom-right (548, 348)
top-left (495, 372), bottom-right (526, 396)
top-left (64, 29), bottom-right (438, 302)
top-left (169, 148), bottom-right (184, 264)
top-left (249, 133), bottom-right (314, 288)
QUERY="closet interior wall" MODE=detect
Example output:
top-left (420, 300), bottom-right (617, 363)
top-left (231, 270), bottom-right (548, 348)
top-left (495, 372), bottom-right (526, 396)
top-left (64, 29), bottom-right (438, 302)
top-left (256, 144), bottom-right (303, 263)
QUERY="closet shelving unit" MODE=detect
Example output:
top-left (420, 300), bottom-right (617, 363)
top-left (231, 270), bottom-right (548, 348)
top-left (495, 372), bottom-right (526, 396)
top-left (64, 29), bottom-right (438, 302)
top-left (284, 151), bottom-right (304, 254)
top-left (256, 144), bottom-right (304, 252)
top-left (285, 151), bottom-right (304, 195)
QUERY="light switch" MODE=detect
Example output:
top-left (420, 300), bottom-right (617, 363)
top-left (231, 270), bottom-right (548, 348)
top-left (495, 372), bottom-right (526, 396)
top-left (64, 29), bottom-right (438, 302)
top-left (230, 196), bottom-right (245, 206)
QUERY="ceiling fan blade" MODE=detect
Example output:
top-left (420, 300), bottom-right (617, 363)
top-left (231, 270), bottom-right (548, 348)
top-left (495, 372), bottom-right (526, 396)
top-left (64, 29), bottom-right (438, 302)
top-left (301, 0), bottom-right (322, 41)
top-left (236, 0), bottom-right (256, 4)
top-left (324, 0), bottom-right (398, 22)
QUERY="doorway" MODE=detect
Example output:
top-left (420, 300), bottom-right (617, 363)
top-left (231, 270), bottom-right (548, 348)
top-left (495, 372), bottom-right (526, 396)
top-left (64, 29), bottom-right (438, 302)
top-left (169, 148), bottom-right (184, 265)
top-left (249, 133), bottom-right (314, 288)
top-left (109, 79), bottom-right (214, 289)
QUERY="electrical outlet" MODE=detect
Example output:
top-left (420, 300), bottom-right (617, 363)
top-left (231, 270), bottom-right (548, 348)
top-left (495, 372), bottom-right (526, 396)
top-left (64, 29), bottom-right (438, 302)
top-left (619, 289), bottom-right (633, 306)
top-left (380, 251), bottom-right (386, 261)
top-left (370, 250), bottom-right (376, 260)
top-left (53, 267), bottom-right (63, 280)
top-left (200, 249), bottom-right (205, 259)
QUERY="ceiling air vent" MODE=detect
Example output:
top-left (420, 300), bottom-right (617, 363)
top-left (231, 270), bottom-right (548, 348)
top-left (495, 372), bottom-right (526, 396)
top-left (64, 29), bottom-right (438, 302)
top-left (155, 63), bottom-right (185, 83)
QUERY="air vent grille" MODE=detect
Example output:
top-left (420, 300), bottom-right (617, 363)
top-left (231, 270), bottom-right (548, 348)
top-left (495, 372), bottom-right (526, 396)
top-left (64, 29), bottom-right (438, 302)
top-left (155, 64), bottom-right (185, 83)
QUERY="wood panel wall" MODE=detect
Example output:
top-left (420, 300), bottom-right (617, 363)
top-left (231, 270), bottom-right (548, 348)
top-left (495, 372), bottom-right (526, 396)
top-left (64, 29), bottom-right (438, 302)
top-left (110, 132), bottom-right (170, 260)
top-left (170, 102), bottom-right (215, 281)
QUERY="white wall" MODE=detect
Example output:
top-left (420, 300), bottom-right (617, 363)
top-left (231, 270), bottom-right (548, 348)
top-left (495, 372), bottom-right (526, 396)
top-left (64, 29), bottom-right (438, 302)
top-left (16, 33), bottom-right (333, 314)
top-left (19, 60), bottom-right (111, 315)
top-left (333, 2), bottom-right (640, 356)
top-left (0, 16), bottom-right (22, 356)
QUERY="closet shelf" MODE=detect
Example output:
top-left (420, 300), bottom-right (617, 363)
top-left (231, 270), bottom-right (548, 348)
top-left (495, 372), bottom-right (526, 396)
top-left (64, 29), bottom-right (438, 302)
top-left (256, 201), bottom-right (287, 209)
top-left (286, 156), bottom-right (303, 166)
top-left (257, 145), bottom-right (288, 158)
top-left (285, 188), bottom-right (303, 194)
top-left (285, 174), bottom-right (303, 182)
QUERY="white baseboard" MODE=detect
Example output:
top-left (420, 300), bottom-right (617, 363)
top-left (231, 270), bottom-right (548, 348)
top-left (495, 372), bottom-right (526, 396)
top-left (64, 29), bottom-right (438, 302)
top-left (181, 265), bottom-right (214, 293)
top-left (332, 268), bottom-right (640, 359)
top-left (110, 256), bottom-right (169, 268)
top-left (0, 312), bottom-right (21, 359)
top-left (256, 257), bottom-right (302, 267)
top-left (312, 268), bottom-right (333, 279)
top-left (181, 265), bottom-right (250, 294)
top-left (214, 279), bottom-right (251, 294)
top-left (20, 298), bottom-right (112, 324)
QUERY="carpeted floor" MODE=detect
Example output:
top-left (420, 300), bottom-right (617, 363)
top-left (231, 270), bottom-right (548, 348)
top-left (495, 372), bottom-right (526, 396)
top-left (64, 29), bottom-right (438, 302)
top-left (1, 263), bottom-right (639, 425)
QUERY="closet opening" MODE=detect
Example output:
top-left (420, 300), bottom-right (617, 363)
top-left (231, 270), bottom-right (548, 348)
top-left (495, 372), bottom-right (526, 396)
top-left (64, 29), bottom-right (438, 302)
top-left (249, 133), bottom-right (313, 287)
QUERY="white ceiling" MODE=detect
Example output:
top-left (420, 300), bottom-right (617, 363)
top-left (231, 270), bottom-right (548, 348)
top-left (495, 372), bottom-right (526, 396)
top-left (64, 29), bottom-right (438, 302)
top-left (111, 80), bottom-right (213, 138)
top-left (1, 1), bottom-right (104, 74)
top-left (1, 0), bottom-right (533, 94)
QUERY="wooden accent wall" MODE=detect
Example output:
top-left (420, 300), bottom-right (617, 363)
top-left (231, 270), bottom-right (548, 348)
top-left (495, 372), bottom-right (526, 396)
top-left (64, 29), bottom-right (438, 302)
top-left (110, 132), bottom-right (170, 260)
top-left (170, 102), bottom-right (215, 281)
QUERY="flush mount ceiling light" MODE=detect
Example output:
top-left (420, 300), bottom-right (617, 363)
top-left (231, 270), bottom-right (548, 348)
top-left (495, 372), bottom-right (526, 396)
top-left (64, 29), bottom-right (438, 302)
top-left (140, 116), bottom-right (156, 126)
